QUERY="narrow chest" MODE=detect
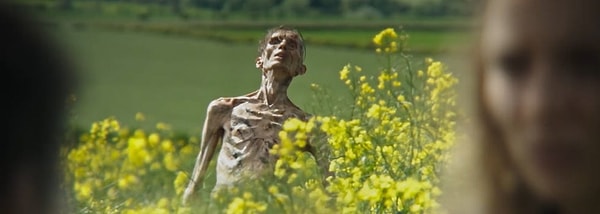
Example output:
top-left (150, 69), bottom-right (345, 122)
top-left (228, 102), bottom-right (300, 142)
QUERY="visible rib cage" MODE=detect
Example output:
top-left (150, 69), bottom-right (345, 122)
top-left (215, 101), bottom-right (303, 187)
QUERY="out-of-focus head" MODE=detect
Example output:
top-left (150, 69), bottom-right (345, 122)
top-left (256, 26), bottom-right (306, 77)
top-left (1, 1), bottom-right (75, 213)
top-left (478, 0), bottom-right (600, 210)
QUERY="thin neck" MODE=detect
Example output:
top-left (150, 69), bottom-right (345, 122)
top-left (258, 69), bottom-right (292, 106)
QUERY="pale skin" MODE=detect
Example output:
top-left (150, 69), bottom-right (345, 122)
top-left (182, 29), bottom-right (322, 204)
top-left (482, 0), bottom-right (600, 213)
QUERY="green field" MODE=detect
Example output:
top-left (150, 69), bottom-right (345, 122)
top-left (58, 28), bottom-right (374, 134)
top-left (53, 21), bottom-right (468, 134)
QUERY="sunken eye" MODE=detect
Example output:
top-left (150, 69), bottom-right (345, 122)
top-left (269, 37), bottom-right (298, 49)
top-left (269, 37), bottom-right (281, 45)
top-left (497, 51), bottom-right (531, 78)
top-left (287, 41), bottom-right (298, 49)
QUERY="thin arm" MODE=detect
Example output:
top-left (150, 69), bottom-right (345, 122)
top-left (182, 99), bottom-right (229, 204)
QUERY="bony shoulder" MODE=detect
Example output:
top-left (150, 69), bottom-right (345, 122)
top-left (206, 97), bottom-right (236, 114)
top-left (207, 96), bottom-right (261, 112)
top-left (209, 97), bottom-right (230, 106)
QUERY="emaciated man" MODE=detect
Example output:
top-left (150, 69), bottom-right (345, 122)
top-left (182, 26), bottom-right (322, 204)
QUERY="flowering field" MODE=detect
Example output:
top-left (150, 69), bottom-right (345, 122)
top-left (63, 28), bottom-right (459, 213)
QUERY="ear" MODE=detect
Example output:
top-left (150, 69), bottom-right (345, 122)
top-left (255, 57), bottom-right (263, 69)
top-left (295, 64), bottom-right (307, 76)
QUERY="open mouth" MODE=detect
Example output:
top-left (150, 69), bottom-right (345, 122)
top-left (273, 52), bottom-right (285, 59)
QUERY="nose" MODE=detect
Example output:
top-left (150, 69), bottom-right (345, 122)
top-left (278, 39), bottom-right (288, 50)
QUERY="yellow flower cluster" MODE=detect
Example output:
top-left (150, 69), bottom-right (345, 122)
top-left (372, 28), bottom-right (407, 54)
top-left (270, 28), bottom-right (459, 213)
top-left (65, 116), bottom-right (197, 213)
top-left (225, 192), bottom-right (267, 214)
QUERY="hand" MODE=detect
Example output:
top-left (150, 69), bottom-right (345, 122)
top-left (182, 185), bottom-right (196, 205)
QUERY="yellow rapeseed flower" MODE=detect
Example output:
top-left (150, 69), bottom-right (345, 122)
top-left (161, 140), bottom-right (175, 153)
top-left (135, 112), bottom-right (145, 121)
top-left (174, 171), bottom-right (188, 195)
top-left (163, 153), bottom-right (179, 172)
top-left (76, 182), bottom-right (93, 201)
top-left (157, 197), bottom-right (169, 209)
top-left (148, 133), bottom-right (160, 147)
top-left (339, 65), bottom-right (350, 81)
top-left (373, 28), bottom-right (400, 54)
top-left (156, 122), bottom-right (171, 130)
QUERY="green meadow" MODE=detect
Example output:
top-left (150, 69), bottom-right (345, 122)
top-left (52, 19), bottom-right (469, 134)
top-left (59, 28), bottom-right (376, 134)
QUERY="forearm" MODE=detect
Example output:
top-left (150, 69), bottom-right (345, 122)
top-left (182, 137), bottom-right (218, 204)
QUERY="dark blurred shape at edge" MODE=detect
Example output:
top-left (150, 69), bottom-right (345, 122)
top-left (0, 1), bottom-right (76, 214)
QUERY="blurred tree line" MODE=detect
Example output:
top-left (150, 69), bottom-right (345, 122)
top-left (53, 0), bottom-right (479, 19)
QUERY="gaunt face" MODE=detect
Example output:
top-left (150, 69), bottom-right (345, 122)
top-left (256, 30), bottom-right (306, 76)
top-left (481, 0), bottom-right (600, 203)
